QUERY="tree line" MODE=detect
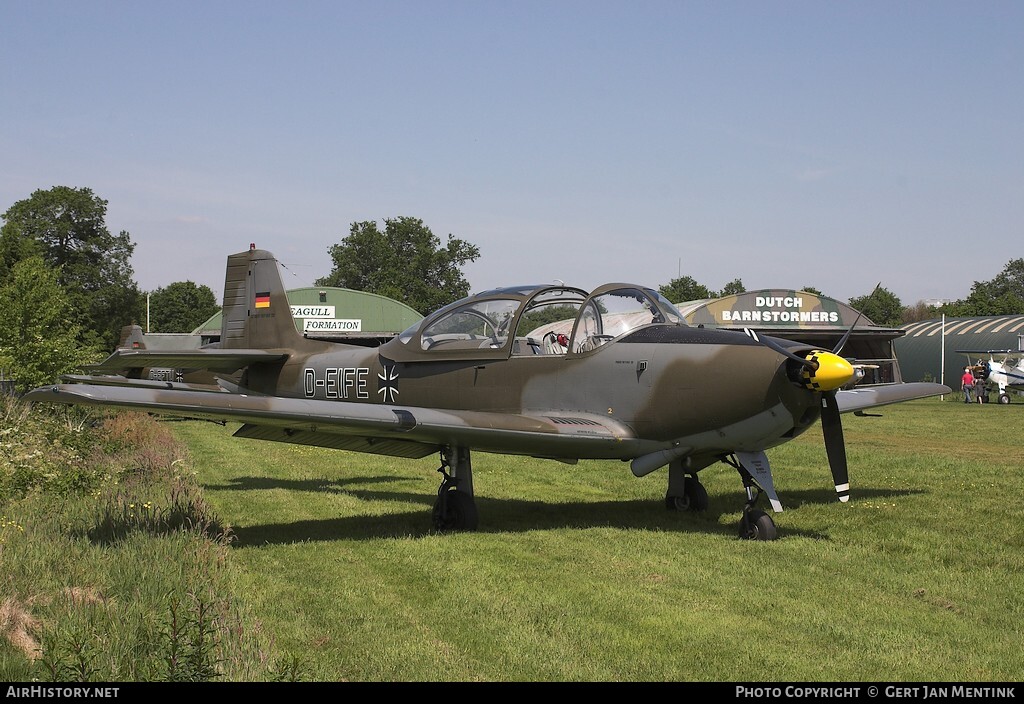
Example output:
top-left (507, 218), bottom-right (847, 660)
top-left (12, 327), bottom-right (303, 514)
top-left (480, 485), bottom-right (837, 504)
top-left (0, 188), bottom-right (482, 391)
top-left (1, 185), bottom-right (1021, 391)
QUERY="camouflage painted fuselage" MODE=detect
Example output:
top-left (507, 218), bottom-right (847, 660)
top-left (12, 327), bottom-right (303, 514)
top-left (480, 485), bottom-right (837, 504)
top-left (245, 319), bottom-right (821, 465)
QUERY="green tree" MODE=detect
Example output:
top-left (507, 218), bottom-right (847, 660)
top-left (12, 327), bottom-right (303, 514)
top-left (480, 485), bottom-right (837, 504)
top-left (900, 300), bottom-right (941, 324)
top-left (987, 258), bottom-right (1024, 301)
top-left (848, 285), bottom-right (902, 327)
top-left (800, 286), bottom-right (824, 296)
top-left (148, 281), bottom-right (220, 333)
top-left (940, 259), bottom-right (1024, 316)
top-left (0, 257), bottom-right (97, 393)
top-left (658, 276), bottom-right (713, 304)
top-left (719, 278), bottom-right (746, 296)
top-left (0, 220), bottom-right (41, 281)
top-left (941, 290), bottom-right (1024, 317)
top-left (0, 186), bottom-right (144, 350)
top-left (315, 217), bottom-right (480, 315)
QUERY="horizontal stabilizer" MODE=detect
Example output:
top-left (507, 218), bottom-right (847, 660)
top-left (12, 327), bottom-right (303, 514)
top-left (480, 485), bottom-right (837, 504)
top-left (61, 374), bottom-right (227, 393)
top-left (88, 348), bottom-right (288, 373)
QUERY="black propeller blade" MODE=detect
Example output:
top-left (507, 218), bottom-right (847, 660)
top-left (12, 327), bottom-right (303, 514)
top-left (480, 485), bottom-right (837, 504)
top-left (831, 282), bottom-right (877, 356)
top-left (745, 308), bottom-right (865, 504)
top-left (820, 391), bottom-right (850, 502)
top-left (820, 282), bottom-right (878, 502)
top-left (742, 328), bottom-right (818, 370)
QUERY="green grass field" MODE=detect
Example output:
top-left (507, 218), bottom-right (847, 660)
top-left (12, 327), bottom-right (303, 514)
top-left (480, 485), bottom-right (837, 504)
top-left (169, 398), bottom-right (1024, 682)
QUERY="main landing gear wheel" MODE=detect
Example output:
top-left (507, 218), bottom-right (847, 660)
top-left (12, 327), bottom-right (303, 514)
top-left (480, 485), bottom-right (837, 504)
top-left (432, 489), bottom-right (479, 532)
top-left (999, 394), bottom-right (1011, 405)
top-left (433, 449), bottom-right (479, 532)
top-left (739, 509), bottom-right (777, 541)
top-left (665, 479), bottom-right (709, 512)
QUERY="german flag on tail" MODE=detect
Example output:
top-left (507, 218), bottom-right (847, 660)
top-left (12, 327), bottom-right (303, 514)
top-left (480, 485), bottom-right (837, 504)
top-left (255, 292), bottom-right (271, 309)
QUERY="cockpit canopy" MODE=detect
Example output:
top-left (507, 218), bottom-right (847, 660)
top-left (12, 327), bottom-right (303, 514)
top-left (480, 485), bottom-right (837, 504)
top-left (393, 282), bottom-right (685, 360)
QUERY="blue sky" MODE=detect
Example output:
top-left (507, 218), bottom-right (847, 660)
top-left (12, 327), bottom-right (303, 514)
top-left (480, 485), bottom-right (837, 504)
top-left (2, 1), bottom-right (1021, 307)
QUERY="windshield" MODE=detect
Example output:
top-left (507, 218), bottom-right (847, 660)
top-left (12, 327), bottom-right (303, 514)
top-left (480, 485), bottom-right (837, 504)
top-left (650, 290), bottom-right (684, 323)
top-left (571, 287), bottom-right (668, 353)
top-left (418, 298), bottom-right (521, 351)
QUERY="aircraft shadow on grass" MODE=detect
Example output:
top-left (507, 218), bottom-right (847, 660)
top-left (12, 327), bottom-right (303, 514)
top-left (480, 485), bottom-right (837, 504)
top-left (209, 473), bottom-right (925, 546)
top-left (203, 474), bottom-right (408, 494)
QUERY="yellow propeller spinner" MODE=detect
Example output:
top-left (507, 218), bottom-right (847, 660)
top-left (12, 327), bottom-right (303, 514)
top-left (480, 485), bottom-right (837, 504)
top-left (800, 351), bottom-right (856, 392)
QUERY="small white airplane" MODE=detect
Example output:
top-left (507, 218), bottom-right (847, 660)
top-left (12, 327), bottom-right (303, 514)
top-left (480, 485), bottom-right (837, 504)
top-left (957, 349), bottom-right (1024, 404)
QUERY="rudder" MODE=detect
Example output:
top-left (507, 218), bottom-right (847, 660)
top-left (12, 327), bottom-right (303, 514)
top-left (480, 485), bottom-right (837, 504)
top-left (220, 245), bottom-right (303, 350)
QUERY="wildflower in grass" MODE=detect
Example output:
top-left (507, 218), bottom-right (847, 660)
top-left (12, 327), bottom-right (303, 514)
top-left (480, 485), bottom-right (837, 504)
top-left (0, 517), bottom-right (24, 544)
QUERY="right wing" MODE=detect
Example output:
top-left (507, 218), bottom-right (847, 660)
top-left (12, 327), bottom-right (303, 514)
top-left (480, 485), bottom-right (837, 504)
top-left (835, 382), bottom-right (951, 414)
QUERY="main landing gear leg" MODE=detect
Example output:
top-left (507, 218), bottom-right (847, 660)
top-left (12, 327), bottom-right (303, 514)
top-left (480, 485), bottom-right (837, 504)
top-left (432, 446), bottom-right (479, 532)
top-left (664, 458), bottom-right (708, 512)
top-left (724, 451), bottom-right (782, 541)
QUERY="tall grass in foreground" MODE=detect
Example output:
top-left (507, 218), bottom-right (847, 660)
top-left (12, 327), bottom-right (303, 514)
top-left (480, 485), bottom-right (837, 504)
top-left (175, 397), bottom-right (1024, 681)
top-left (0, 399), bottom-right (296, 681)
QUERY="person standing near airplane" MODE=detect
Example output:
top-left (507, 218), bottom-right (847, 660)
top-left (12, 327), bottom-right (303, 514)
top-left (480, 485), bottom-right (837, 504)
top-left (961, 367), bottom-right (975, 404)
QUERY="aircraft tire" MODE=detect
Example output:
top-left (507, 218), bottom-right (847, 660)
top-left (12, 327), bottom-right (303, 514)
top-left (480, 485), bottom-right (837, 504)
top-left (433, 490), bottom-right (479, 532)
top-left (665, 480), bottom-right (709, 512)
top-left (739, 510), bottom-right (777, 541)
top-left (999, 394), bottom-right (1011, 405)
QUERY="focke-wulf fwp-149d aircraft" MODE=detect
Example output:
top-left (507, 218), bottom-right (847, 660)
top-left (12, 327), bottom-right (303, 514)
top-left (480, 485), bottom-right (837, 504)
top-left (27, 245), bottom-right (950, 540)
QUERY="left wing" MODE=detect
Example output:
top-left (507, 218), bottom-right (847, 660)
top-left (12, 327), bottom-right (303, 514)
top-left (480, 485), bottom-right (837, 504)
top-left (24, 383), bottom-right (644, 461)
top-left (835, 382), bottom-right (951, 414)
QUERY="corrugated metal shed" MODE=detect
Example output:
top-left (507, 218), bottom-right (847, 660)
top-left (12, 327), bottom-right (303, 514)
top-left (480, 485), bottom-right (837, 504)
top-left (894, 315), bottom-right (1024, 387)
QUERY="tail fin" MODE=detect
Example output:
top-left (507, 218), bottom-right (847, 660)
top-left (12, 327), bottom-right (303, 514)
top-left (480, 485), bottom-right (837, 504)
top-left (220, 246), bottom-right (303, 350)
top-left (117, 325), bottom-right (146, 350)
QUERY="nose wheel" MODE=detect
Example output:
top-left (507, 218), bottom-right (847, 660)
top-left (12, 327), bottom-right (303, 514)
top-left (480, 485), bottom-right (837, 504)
top-left (724, 452), bottom-right (782, 541)
top-left (738, 507), bottom-right (777, 541)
